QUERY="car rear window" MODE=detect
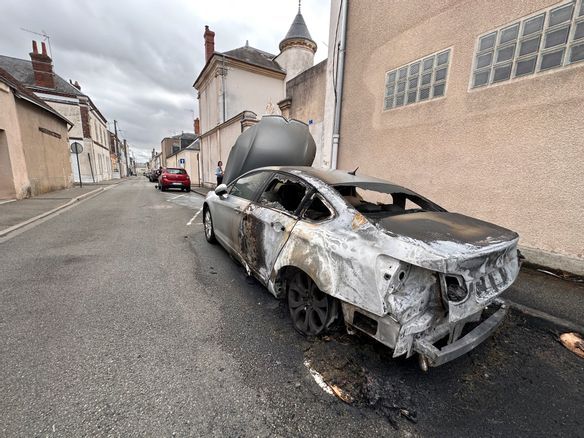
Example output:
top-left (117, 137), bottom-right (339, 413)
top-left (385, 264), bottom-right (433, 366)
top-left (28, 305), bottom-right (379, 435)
top-left (167, 168), bottom-right (187, 174)
top-left (334, 185), bottom-right (443, 218)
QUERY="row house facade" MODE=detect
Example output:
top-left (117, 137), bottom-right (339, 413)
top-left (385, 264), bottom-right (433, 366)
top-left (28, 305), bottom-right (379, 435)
top-left (0, 41), bottom-right (113, 184)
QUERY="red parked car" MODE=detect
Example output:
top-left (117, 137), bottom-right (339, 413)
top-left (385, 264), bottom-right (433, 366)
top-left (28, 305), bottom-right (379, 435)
top-left (158, 168), bottom-right (191, 192)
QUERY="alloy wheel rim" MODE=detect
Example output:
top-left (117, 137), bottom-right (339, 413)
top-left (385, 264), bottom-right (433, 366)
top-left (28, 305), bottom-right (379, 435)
top-left (288, 274), bottom-right (329, 335)
top-left (204, 211), bottom-right (212, 238)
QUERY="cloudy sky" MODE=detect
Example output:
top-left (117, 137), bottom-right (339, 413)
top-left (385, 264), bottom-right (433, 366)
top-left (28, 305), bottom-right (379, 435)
top-left (1, 0), bottom-right (330, 162)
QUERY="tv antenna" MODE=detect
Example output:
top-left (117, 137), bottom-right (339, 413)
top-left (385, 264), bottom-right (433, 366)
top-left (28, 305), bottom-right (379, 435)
top-left (20, 28), bottom-right (53, 59)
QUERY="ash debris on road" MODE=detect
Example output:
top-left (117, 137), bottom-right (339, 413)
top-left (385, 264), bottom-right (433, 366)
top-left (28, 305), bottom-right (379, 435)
top-left (303, 332), bottom-right (418, 429)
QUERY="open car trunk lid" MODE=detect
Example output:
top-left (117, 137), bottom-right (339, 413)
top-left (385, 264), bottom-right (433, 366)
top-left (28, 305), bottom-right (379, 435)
top-left (222, 115), bottom-right (316, 185)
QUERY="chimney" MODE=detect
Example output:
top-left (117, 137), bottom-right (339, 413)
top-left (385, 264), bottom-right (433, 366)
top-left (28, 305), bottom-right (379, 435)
top-left (204, 25), bottom-right (215, 62)
top-left (29, 41), bottom-right (55, 89)
top-left (194, 117), bottom-right (200, 135)
top-left (74, 80), bottom-right (81, 90)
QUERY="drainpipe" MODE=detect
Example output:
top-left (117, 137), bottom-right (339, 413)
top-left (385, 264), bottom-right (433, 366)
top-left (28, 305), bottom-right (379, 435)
top-left (221, 55), bottom-right (227, 123)
top-left (331, 0), bottom-right (348, 170)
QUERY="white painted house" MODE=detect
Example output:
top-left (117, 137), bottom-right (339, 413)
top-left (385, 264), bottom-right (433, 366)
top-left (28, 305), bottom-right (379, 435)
top-left (193, 6), bottom-right (319, 186)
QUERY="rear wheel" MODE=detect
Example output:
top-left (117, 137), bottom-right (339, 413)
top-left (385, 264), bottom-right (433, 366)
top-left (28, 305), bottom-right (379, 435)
top-left (203, 208), bottom-right (216, 243)
top-left (287, 271), bottom-right (338, 336)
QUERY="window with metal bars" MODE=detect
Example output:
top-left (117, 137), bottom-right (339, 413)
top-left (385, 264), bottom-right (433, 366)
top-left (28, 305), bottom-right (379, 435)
top-left (472, 0), bottom-right (584, 88)
top-left (383, 49), bottom-right (451, 110)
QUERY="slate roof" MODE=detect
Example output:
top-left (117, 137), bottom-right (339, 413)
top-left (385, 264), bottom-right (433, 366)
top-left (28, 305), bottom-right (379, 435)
top-left (222, 45), bottom-right (285, 73)
top-left (0, 55), bottom-right (85, 97)
top-left (279, 12), bottom-right (316, 49)
top-left (185, 139), bottom-right (201, 151)
top-left (0, 66), bottom-right (72, 125)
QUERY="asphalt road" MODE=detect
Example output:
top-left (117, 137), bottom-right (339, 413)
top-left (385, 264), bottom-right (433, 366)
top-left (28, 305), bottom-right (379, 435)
top-left (0, 179), bottom-right (582, 437)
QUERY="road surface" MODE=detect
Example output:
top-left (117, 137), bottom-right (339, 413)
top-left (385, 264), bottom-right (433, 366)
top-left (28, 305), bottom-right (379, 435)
top-left (1, 179), bottom-right (582, 436)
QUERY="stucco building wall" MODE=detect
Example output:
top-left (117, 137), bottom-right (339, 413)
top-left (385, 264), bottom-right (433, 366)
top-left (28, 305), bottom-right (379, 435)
top-left (16, 99), bottom-right (71, 195)
top-left (165, 149), bottom-right (201, 186)
top-left (339, 0), bottom-right (584, 273)
top-left (275, 46), bottom-right (316, 82)
top-left (0, 83), bottom-right (29, 199)
top-left (200, 115), bottom-right (242, 187)
top-left (286, 60), bottom-right (327, 167)
top-left (0, 82), bottom-right (71, 199)
top-left (225, 67), bottom-right (285, 119)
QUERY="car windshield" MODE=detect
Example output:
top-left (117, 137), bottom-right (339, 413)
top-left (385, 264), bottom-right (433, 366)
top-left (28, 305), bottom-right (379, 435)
top-left (166, 168), bottom-right (187, 174)
top-left (333, 183), bottom-right (444, 221)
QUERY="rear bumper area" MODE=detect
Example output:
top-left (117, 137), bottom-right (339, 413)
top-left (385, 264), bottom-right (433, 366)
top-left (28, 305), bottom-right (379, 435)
top-left (413, 302), bottom-right (507, 367)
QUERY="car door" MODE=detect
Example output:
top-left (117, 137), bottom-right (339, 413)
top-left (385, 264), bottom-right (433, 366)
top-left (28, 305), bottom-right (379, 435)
top-left (212, 171), bottom-right (271, 256)
top-left (240, 173), bottom-right (310, 284)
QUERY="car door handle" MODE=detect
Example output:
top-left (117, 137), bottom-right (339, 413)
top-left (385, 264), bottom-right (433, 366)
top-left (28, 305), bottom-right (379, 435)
top-left (271, 221), bottom-right (285, 232)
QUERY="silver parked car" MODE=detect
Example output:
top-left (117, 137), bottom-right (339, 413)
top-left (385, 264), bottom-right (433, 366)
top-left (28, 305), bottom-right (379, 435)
top-left (203, 165), bottom-right (521, 369)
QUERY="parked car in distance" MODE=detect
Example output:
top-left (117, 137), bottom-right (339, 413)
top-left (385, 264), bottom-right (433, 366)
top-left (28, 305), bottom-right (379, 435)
top-left (203, 166), bottom-right (521, 369)
top-left (158, 167), bottom-right (191, 192)
top-left (149, 168), bottom-right (162, 182)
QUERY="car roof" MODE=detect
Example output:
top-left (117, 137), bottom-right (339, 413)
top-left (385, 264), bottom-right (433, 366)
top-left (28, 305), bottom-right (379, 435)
top-left (255, 166), bottom-right (417, 195)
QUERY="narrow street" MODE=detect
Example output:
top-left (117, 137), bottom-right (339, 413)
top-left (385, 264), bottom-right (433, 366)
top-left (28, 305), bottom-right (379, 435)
top-left (1, 179), bottom-right (582, 437)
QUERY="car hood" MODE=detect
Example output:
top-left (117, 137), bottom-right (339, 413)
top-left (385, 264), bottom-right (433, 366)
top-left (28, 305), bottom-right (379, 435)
top-left (374, 211), bottom-right (519, 272)
top-left (222, 115), bottom-right (316, 185)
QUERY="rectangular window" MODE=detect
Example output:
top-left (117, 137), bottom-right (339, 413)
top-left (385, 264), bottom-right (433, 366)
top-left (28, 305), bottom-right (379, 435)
top-left (471, 0), bottom-right (584, 88)
top-left (383, 48), bottom-right (451, 110)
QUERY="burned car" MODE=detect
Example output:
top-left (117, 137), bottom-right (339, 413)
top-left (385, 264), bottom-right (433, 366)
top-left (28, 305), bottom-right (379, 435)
top-left (203, 117), bottom-right (520, 368)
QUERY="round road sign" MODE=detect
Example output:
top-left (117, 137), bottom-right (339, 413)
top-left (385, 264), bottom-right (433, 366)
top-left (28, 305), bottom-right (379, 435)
top-left (70, 142), bottom-right (83, 154)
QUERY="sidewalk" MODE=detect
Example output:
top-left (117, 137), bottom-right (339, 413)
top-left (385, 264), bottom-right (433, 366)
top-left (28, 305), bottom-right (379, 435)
top-left (191, 185), bottom-right (212, 197)
top-left (503, 266), bottom-right (584, 331)
top-left (0, 180), bottom-right (122, 233)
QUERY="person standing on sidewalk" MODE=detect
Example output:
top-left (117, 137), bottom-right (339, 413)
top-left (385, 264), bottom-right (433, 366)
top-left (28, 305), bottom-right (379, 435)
top-left (215, 161), bottom-right (224, 186)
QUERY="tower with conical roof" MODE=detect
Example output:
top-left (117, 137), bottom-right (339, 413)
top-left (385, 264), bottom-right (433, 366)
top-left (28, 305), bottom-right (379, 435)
top-left (275, 1), bottom-right (317, 82)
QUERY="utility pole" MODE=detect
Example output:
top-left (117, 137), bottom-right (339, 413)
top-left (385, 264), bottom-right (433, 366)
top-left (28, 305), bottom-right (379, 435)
top-left (123, 139), bottom-right (129, 176)
top-left (114, 120), bottom-right (122, 177)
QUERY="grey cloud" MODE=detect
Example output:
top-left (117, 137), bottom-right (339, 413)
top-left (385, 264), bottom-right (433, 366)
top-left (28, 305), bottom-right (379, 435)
top-left (1, 0), bottom-right (330, 161)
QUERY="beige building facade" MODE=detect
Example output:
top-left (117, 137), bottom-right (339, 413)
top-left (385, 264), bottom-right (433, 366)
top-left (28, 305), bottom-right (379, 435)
top-left (335, 0), bottom-right (584, 274)
top-left (0, 42), bottom-right (113, 185)
top-left (0, 68), bottom-right (72, 199)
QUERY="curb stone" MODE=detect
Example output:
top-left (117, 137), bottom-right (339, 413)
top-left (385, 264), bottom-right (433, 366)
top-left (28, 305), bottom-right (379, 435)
top-left (505, 299), bottom-right (584, 334)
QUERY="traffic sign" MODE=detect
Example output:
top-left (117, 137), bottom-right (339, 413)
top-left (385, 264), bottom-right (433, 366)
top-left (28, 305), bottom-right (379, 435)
top-left (70, 142), bottom-right (83, 154)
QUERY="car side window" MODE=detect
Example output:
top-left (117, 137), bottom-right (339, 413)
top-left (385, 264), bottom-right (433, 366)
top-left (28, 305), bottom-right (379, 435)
top-left (303, 194), bottom-right (334, 222)
top-left (229, 172), bottom-right (269, 201)
top-left (258, 175), bottom-right (307, 215)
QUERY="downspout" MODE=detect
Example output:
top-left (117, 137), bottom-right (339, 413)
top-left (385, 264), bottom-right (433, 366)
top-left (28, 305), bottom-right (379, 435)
top-left (221, 55), bottom-right (227, 123)
top-left (331, 0), bottom-right (348, 170)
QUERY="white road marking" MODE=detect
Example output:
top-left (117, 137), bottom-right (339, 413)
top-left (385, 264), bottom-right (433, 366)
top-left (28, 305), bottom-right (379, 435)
top-left (303, 360), bottom-right (334, 395)
top-left (168, 194), bottom-right (186, 201)
top-left (187, 207), bottom-right (203, 226)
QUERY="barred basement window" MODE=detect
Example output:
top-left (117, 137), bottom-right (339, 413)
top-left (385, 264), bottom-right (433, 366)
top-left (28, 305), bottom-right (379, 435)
top-left (472, 0), bottom-right (584, 88)
top-left (384, 49), bottom-right (451, 110)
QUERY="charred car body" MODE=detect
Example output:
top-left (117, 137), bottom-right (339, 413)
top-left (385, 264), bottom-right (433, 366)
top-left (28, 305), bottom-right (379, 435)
top-left (203, 117), bottom-right (520, 368)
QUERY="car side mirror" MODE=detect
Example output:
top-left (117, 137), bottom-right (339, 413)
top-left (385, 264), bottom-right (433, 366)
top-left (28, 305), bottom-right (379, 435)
top-left (215, 183), bottom-right (228, 197)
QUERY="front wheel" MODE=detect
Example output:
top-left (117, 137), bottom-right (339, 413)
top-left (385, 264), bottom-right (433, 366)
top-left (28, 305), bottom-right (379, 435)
top-left (287, 271), bottom-right (338, 336)
top-left (203, 208), bottom-right (216, 244)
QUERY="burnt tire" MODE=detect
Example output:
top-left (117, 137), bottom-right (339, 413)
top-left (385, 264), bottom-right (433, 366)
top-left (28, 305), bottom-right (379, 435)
top-left (287, 271), bottom-right (338, 336)
top-left (203, 207), bottom-right (216, 244)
